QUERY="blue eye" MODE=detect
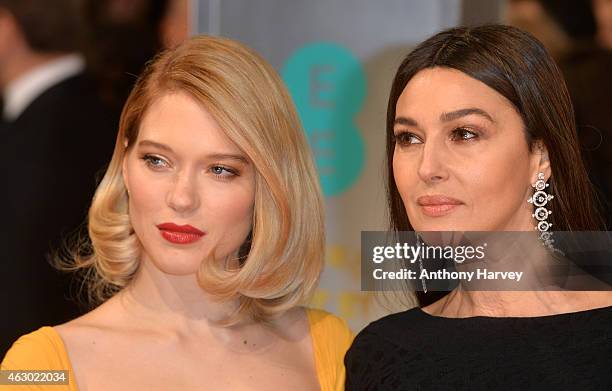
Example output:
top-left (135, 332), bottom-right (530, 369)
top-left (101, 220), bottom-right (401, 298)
top-left (210, 165), bottom-right (238, 178)
top-left (142, 154), bottom-right (169, 169)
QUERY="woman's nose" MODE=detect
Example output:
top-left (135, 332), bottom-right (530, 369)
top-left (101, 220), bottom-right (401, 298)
top-left (166, 171), bottom-right (200, 213)
top-left (417, 138), bottom-right (449, 184)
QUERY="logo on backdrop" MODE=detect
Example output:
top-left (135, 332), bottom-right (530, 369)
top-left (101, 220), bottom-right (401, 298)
top-left (282, 42), bottom-right (366, 197)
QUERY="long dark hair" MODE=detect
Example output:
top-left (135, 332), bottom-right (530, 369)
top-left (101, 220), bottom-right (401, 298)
top-left (386, 24), bottom-right (604, 306)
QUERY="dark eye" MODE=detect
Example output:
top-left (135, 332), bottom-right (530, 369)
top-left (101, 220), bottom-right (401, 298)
top-left (451, 127), bottom-right (478, 141)
top-left (450, 128), bottom-right (478, 141)
top-left (395, 131), bottom-right (423, 147)
top-left (142, 154), bottom-right (169, 169)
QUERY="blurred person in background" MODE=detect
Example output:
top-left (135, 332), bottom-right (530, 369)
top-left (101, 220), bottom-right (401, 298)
top-left (505, 0), bottom-right (575, 60)
top-left (593, 0), bottom-right (612, 50)
top-left (0, 0), bottom-right (115, 355)
top-left (507, 0), bottom-right (612, 228)
top-left (84, 0), bottom-right (189, 118)
top-left (159, 0), bottom-right (190, 48)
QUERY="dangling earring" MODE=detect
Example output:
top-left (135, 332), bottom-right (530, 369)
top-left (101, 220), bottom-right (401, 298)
top-left (415, 232), bottom-right (427, 293)
top-left (528, 172), bottom-right (562, 253)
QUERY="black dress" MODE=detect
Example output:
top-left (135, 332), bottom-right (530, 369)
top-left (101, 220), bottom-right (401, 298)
top-left (345, 305), bottom-right (612, 390)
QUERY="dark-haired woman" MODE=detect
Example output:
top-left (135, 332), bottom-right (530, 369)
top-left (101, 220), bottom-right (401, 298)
top-left (345, 24), bottom-right (612, 390)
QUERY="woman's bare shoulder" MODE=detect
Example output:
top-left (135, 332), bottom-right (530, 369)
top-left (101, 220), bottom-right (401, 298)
top-left (267, 306), bottom-right (311, 340)
top-left (54, 294), bottom-right (130, 344)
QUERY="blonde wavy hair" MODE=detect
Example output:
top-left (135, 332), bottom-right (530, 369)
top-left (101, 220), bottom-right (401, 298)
top-left (66, 35), bottom-right (325, 324)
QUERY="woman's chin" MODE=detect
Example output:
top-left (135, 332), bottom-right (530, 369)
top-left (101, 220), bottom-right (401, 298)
top-left (411, 218), bottom-right (470, 232)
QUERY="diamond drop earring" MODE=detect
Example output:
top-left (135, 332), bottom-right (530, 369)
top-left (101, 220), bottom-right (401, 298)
top-left (528, 172), bottom-right (561, 253)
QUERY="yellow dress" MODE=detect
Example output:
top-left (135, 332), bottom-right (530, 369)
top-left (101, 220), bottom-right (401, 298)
top-left (1, 308), bottom-right (353, 391)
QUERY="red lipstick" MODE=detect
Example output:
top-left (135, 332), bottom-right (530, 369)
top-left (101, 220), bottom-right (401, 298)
top-left (157, 223), bottom-right (205, 244)
top-left (417, 195), bottom-right (463, 217)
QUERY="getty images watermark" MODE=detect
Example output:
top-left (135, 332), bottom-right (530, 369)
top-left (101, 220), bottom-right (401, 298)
top-left (361, 231), bottom-right (612, 291)
top-left (371, 240), bottom-right (523, 283)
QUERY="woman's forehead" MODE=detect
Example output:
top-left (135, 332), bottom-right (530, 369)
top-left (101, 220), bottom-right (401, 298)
top-left (136, 92), bottom-right (244, 156)
top-left (396, 68), bottom-right (518, 125)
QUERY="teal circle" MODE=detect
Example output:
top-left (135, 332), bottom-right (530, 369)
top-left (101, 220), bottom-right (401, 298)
top-left (282, 42), bottom-right (366, 197)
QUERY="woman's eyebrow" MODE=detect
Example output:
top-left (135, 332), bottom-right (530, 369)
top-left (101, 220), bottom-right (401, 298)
top-left (440, 108), bottom-right (495, 123)
top-left (205, 153), bottom-right (249, 164)
top-left (138, 139), bottom-right (174, 153)
top-left (394, 116), bottom-right (418, 127)
top-left (138, 140), bottom-right (248, 164)
top-left (394, 108), bottom-right (494, 127)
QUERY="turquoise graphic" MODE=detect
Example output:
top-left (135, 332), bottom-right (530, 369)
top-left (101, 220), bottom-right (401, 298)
top-left (282, 42), bottom-right (366, 197)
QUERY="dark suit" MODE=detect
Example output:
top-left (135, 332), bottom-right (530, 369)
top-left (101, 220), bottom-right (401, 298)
top-left (560, 45), bottom-right (612, 228)
top-left (0, 72), bottom-right (117, 355)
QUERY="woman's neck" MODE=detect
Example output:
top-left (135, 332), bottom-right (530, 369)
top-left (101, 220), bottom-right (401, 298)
top-left (116, 258), bottom-right (241, 335)
top-left (423, 289), bottom-right (612, 318)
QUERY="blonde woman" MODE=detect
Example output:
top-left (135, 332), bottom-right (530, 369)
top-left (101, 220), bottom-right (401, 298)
top-left (2, 36), bottom-right (352, 391)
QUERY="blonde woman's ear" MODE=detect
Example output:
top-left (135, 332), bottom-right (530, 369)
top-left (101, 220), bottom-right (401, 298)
top-left (122, 155), bottom-right (130, 196)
